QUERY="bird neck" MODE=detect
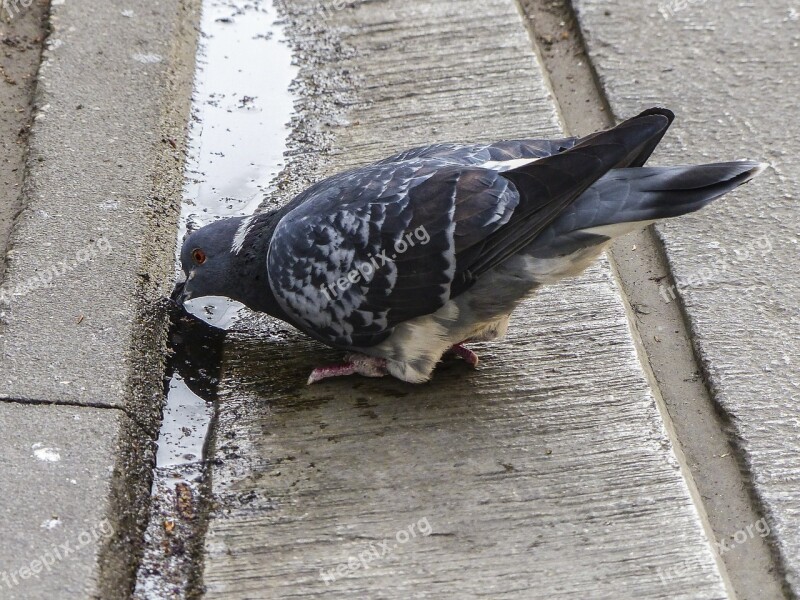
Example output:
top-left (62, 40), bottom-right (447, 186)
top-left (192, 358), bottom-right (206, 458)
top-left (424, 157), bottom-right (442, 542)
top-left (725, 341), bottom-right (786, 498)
top-left (227, 212), bottom-right (291, 322)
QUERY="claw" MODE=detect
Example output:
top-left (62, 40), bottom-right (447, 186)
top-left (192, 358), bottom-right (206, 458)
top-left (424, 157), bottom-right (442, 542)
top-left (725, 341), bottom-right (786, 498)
top-left (307, 354), bottom-right (388, 384)
top-left (448, 343), bottom-right (479, 367)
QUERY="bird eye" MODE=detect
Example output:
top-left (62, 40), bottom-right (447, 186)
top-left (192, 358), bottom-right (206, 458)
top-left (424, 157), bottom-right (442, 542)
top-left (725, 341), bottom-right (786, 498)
top-left (192, 248), bottom-right (207, 265)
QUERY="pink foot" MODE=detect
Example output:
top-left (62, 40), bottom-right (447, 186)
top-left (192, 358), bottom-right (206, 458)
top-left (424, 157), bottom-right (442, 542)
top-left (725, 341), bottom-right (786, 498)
top-left (448, 343), bottom-right (479, 367)
top-left (307, 354), bottom-right (388, 385)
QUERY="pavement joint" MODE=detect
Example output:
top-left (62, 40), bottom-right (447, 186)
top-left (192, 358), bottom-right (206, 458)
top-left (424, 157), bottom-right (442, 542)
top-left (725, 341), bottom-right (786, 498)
top-left (516, 1), bottom-right (791, 598)
top-left (573, 0), bottom-right (800, 593)
top-left (0, 395), bottom-right (155, 440)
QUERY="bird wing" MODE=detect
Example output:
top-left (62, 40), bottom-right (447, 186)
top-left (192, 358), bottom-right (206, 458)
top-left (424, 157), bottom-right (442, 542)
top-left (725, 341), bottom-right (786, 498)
top-left (459, 111), bottom-right (672, 281)
top-left (373, 107), bottom-right (674, 168)
top-left (375, 138), bottom-right (578, 166)
top-left (268, 110), bottom-right (672, 349)
top-left (267, 159), bottom-right (519, 348)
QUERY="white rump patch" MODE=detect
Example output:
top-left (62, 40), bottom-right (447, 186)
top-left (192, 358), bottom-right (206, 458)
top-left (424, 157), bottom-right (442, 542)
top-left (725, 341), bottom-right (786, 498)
top-left (231, 216), bottom-right (255, 255)
top-left (478, 157), bottom-right (539, 172)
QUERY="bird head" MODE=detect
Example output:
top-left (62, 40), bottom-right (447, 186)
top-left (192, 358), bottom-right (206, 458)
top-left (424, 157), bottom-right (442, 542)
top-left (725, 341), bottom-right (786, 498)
top-left (173, 215), bottom-right (265, 308)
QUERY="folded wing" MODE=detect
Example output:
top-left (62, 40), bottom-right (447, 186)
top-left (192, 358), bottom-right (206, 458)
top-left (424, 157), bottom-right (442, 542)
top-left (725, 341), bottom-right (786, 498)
top-left (268, 110), bottom-right (673, 349)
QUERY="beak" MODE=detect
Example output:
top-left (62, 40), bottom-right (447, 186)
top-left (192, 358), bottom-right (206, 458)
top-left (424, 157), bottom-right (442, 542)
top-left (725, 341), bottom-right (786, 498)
top-left (170, 274), bottom-right (191, 307)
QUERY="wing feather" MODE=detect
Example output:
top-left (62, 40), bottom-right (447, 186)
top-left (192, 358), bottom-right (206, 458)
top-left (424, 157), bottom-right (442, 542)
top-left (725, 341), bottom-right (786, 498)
top-left (266, 109), bottom-right (674, 348)
top-left (267, 162), bottom-right (515, 349)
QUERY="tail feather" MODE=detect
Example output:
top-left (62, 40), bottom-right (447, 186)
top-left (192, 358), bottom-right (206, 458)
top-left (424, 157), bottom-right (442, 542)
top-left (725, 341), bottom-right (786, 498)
top-left (524, 160), bottom-right (767, 258)
top-left (576, 161), bottom-right (766, 236)
top-left (462, 111), bottom-right (673, 281)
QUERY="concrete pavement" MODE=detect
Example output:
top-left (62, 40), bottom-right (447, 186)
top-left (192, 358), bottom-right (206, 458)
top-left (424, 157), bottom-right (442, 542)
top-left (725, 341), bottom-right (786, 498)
top-left (0, 0), bottom-right (195, 420)
top-left (575, 0), bottom-right (800, 594)
top-left (0, 0), bottom-right (200, 596)
top-left (0, 403), bottom-right (149, 599)
top-left (198, 0), bottom-right (729, 597)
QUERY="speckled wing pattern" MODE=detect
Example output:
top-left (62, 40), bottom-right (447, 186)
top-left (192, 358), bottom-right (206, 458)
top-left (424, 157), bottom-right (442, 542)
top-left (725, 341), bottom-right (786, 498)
top-left (267, 158), bottom-right (519, 349)
top-left (266, 113), bottom-right (669, 350)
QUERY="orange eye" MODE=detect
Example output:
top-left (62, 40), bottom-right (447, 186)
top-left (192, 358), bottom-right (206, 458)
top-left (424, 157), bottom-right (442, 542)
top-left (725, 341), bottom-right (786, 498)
top-left (192, 248), bottom-right (207, 265)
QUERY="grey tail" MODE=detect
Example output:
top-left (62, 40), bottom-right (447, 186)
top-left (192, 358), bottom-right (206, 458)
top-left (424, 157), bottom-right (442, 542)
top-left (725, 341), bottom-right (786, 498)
top-left (460, 109), bottom-right (673, 282)
top-left (573, 160), bottom-right (767, 237)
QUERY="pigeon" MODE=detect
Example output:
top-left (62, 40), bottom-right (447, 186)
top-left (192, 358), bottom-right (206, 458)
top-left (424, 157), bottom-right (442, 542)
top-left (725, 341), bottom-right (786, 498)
top-left (173, 108), bottom-right (765, 384)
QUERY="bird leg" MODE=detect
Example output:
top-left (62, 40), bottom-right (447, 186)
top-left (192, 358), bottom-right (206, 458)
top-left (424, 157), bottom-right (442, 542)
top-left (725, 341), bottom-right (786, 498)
top-left (447, 342), bottom-right (479, 367)
top-left (307, 354), bottom-right (388, 385)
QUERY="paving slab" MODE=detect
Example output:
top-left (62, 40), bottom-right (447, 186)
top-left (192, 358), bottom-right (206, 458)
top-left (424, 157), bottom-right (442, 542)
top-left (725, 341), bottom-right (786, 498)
top-left (0, 0), bottom-right (202, 597)
top-left (574, 0), bottom-right (800, 593)
top-left (0, 0), bottom-right (198, 428)
top-left (199, 0), bottom-right (728, 597)
top-left (0, 402), bottom-right (152, 599)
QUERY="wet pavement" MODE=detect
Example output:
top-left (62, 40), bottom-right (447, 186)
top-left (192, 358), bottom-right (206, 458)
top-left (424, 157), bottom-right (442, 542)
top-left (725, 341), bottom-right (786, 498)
top-left (133, 1), bottom-right (296, 596)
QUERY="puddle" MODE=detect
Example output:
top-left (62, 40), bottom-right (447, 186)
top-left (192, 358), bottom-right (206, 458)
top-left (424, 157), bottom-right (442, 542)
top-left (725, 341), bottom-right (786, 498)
top-left (167, 0), bottom-right (296, 488)
top-left (179, 0), bottom-right (297, 328)
top-left (133, 0), bottom-right (297, 596)
top-left (179, 0), bottom-right (295, 240)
